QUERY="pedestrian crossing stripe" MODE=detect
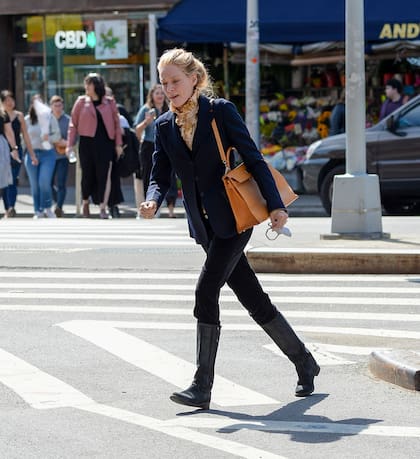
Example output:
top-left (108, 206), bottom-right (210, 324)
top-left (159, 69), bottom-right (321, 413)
top-left (1, 291), bottom-right (419, 305)
top-left (161, 416), bottom-right (420, 438)
top-left (0, 228), bottom-right (187, 234)
top-left (1, 304), bottom-right (418, 323)
top-left (56, 320), bottom-right (420, 340)
top-left (0, 271), bottom-right (418, 283)
top-left (0, 238), bottom-right (195, 246)
top-left (0, 281), bottom-right (418, 295)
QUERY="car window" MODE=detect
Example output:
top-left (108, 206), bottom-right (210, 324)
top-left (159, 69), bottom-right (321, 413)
top-left (397, 103), bottom-right (420, 128)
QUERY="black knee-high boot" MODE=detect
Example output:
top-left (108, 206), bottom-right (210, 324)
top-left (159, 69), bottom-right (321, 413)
top-left (170, 323), bottom-right (221, 410)
top-left (262, 311), bottom-right (320, 396)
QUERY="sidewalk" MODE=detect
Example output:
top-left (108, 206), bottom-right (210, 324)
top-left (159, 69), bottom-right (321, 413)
top-left (7, 186), bottom-right (420, 275)
top-left (3, 187), bottom-right (420, 391)
top-left (6, 186), bottom-right (420, 276)
top-left (6, 185), bottom-right (189, 219)
top-left (247, 213), bottom-right (420, 274)
top-left (6, 187), bottom-right (420, 272)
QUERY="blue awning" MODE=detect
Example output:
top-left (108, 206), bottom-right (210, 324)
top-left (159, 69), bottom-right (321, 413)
top-left (158, 0), bottom-right (420, 44)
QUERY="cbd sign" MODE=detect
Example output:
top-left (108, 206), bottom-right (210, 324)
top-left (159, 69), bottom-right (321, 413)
top-left (54, 31), bottom-right (88, 49)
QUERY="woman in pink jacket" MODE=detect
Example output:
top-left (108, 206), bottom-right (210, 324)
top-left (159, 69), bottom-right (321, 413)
top-left (67, 73), bottom-right (123, 219)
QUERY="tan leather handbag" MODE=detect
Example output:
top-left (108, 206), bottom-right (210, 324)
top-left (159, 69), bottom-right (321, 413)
top-left (54, 142), bottom-right (67, 155)
top-left (211, 118), bottom-right (298, 233)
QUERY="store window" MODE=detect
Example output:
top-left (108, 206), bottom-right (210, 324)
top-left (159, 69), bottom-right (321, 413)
top-left (13, 13), bottom-right (150, 119)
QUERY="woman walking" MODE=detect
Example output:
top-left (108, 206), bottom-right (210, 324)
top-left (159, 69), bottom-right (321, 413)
top-left (67, 73), bottom-right (123, 219)
top-left (24, 95), bottom-right (58, 218)
top-left (0, 90), bottom-right (36, 218)
top-left (140, 48), bottom-right (320, 410)
top-left (134, 84), bottom-right (169, 199)
top-left (0, 104), bottom-right (22, 212)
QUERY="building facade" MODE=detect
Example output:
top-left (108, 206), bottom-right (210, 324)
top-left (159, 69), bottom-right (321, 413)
top-left (0, 0), bottom-right (177, 118)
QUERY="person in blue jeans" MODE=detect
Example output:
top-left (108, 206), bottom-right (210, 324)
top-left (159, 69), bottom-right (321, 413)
top-left (49, 95), bottom-right (71, 217)
top-left (24, 95), bottom-right (61, 219)
top-left (0, 90), bottom-right (37, 218)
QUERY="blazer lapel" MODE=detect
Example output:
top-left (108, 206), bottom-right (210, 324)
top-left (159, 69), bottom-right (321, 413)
top-left (160, 112), bottom-right (191, 161)
top-left (191, 96), bottom-right (213, 157)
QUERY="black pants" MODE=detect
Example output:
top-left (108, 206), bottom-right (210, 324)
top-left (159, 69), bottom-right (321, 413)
top-left (140, 140), bottom-right (154, 198)
top-left (79, 136), bottom-right (113, 204)
top-left (194, 228), bottom-right (277, 326)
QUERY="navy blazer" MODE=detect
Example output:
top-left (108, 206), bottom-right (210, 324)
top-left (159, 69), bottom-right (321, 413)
top-left (146, 96), bottom-right (284, 246)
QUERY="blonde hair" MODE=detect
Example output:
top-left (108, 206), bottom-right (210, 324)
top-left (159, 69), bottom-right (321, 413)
top-left (158, 48), bottom-right (214, 96)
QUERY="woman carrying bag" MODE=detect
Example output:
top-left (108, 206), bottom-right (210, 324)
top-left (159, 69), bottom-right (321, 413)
top-left (140, 48), bottom-right (319, 410)
top-left (67, 73), bottom-right (123, 219)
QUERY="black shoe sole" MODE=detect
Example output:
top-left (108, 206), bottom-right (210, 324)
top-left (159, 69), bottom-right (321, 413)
top-left (169, 394), bottom-right (210, 410)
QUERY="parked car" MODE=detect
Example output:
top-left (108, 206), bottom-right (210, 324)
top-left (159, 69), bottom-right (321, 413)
top-left (300, 95), bottom-right (420, 215)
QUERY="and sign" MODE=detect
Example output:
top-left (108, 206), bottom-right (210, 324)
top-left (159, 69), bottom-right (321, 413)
top-left (379, 23), bottom-right (420, 40)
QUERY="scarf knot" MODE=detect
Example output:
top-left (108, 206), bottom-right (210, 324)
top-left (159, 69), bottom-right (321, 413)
top-left (171, 90), bottom-right (199, 150)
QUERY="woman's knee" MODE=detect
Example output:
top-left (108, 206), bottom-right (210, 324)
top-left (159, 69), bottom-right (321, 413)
top-left (194, 280), bottom-right (220, 325)
top-left (39, 179), bottom-right (53, 193)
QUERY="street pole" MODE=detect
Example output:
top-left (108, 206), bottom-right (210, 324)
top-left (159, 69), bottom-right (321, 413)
top-left (245, 0), bottom-right (260, 147)
top-left (330, 0), bottom-right (384, 236)
top-left (148, 14), bottom-right (157, 87)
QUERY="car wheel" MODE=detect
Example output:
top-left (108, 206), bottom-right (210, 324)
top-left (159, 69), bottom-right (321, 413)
top-left (319, 165), bottom-right (345, 215)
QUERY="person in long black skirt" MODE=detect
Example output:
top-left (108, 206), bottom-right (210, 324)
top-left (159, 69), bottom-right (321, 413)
top-left (67, 73), bottom-right (123, 219)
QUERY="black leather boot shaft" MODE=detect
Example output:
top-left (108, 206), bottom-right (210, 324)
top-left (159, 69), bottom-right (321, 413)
top-left (262, 311), bottom-right (320, 396)
top-left (170, 323), bottom-right (221, 409)
top-left (261, 311), bottom-right (306, 358)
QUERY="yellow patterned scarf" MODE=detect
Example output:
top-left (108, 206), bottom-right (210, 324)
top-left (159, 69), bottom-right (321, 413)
top-left (171, 90), bottom-right (199, 150)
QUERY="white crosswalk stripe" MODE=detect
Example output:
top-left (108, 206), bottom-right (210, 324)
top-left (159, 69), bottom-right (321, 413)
top-left (0, 220), bottom-right (196, 248)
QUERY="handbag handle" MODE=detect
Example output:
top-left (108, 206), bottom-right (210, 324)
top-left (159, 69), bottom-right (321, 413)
top-left (211, 118), bottom-right (232, 173)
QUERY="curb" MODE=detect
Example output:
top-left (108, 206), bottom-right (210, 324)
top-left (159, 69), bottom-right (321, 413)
top-left (246, 248), bottom-right (420, 274)
top-left (369, 350), bottom-right (420, 391)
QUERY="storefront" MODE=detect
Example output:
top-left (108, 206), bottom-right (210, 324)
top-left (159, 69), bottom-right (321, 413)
top-left (1, 1), bottom-right (177, 118)
top-left (11, 12), bottom-right (155, 118)
top-left (0, 1), bottom-right (176, 187)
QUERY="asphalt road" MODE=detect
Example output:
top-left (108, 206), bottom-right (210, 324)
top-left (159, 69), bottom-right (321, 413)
top-left (0, 218), bottom-right (419, 458)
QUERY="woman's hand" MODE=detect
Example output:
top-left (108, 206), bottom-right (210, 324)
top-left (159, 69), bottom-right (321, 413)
top-left (10, 149), bottom-right (21, 163)
top-left (29, 152), bottom-right (39, 166)
top-left (269, 209), bottom-right (288, 231)
top-left (116, 145), bottom-right (124, 158)
top-left (144, 110), bottom-right (155, 125)
top-left (139, 200), bottom-right (157, 219)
